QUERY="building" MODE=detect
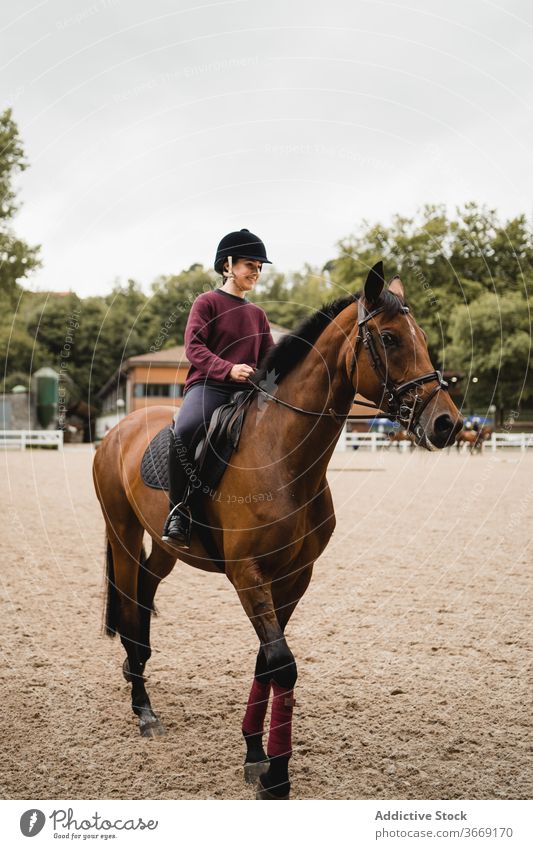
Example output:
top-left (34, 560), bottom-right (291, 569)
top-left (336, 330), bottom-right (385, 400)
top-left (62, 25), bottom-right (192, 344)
top-left (0, 385), bottom-right (36, 430)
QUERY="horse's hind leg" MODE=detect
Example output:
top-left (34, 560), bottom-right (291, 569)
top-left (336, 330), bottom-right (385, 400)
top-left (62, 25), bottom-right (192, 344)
top-left (136, 541), bottom-right (176, 672)
top-left (106, 518), bottom-right (165, 738)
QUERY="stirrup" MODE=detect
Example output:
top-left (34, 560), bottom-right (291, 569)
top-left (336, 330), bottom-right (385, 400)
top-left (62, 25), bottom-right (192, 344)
top-left (162, 502), bottom-right (192, 547)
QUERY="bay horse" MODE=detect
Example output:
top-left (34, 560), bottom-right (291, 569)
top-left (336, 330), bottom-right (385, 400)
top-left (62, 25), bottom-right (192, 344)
top-left (93, 264), bottom-right (462, 799)
top-left (388, 427), bottom-right (416, 449)
top-left (455, 427), bottom-right (490, 452)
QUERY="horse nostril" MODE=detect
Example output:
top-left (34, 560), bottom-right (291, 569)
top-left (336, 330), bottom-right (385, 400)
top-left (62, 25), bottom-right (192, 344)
top-left (435, 414), bottom-right (453, 434)
top-left (434, 414), bottom-right (462, 442)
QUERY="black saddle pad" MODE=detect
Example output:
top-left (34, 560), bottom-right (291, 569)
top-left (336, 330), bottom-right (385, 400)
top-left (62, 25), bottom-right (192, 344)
top-left (140, 389), bottom-right (256, 492)
top-left (141, 425), bottom-right (172, 490)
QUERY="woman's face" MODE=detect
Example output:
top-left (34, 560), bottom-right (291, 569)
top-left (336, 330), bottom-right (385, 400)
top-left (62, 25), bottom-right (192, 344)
top-left (226, 258), bottom-right (262, 291)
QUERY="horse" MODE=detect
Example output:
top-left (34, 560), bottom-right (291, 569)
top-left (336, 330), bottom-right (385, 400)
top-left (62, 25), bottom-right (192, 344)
top-left (455, 427), bottom-right (489, 453)
top-left (388, 427), bottom-right (416, 449)
top-left (92, 263), bottom-right (462, 799)
top-left (479, 424), bottom-right (493, 443)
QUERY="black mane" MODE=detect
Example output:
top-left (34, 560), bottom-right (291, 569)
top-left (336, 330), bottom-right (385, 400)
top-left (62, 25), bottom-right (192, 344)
top-left (254, 289), bottom-right (406, 385)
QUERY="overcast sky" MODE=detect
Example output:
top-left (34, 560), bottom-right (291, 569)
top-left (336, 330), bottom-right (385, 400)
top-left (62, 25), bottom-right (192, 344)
top-left (2, 0), bottom-right (533, 296)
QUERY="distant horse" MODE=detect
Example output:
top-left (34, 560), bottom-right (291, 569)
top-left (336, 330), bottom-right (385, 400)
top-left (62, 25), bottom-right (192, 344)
top-left (93, 264), bottom-right (462, 799)
top-left (456, 426), bottom-right (490, 453)
top-left (479, 424), bottom-right (494, 443)
top-left (388, 428), bottom-right (416, 449)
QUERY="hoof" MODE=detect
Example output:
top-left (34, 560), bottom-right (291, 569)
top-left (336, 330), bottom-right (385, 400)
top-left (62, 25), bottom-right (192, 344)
top-left (244, 760), bottom-right (269, 785)
top-left (139, 718), bottom-right (166, 738)
top-left (255, 776), bottom-right (290, 800)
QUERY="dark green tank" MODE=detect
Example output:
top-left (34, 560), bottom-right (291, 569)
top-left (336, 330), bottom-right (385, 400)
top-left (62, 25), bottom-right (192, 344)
top-left (33, 367), bottom-right (59, 428)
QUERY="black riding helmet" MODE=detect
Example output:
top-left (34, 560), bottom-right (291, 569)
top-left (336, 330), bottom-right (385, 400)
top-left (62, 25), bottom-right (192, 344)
top-left (214, 228), bottom-right (272, 274)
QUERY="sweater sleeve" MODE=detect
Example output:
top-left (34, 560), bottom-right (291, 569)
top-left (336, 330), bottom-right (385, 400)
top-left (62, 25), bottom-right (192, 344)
top-left (257, 313), bottom-right (276, 367)
top-left (184, 295), bottom-right (235, 381)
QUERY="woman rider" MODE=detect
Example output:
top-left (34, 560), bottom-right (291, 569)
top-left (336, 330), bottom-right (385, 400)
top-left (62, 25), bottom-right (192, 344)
top-left (162, 229), bottom-right (275, 546)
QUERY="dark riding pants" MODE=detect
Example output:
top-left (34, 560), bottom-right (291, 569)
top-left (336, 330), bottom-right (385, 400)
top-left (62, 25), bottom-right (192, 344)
top-left (169, 381), bottom-right (238, 506)
top-left (173, 382), bottom-right (238, 457)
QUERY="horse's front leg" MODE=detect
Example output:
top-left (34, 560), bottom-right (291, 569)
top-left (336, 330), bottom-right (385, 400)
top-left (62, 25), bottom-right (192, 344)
top-left (242, 647), bottom-right (271, 784)
top-left (230, 560), bottom-right (298, 799)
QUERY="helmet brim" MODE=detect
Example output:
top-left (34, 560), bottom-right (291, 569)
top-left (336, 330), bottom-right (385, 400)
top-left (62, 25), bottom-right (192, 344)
top-left (215, 254), bottom-right (272, 274)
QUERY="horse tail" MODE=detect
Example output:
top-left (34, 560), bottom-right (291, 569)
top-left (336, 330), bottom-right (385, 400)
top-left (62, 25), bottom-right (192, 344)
top-left (104, 538), bottom-right (117, 638)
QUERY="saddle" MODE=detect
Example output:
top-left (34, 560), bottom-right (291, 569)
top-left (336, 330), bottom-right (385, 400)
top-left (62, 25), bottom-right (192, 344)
top-left (192, 388), bottom-right (256, 489)
top-left (140, 388), bottom-right (256, 493)
top-left (141, 389), bottom-right (256, 569)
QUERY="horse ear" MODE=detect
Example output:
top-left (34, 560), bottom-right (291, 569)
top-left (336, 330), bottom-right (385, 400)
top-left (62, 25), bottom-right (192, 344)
top-left (364, 261), bottom-right (385, 303)
top-left (388, 275), bottom-right (405, 300)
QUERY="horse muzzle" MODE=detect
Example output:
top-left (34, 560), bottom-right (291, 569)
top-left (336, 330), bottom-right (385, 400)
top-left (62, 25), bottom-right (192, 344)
top-left (415, 410), bottom-right (463, 450)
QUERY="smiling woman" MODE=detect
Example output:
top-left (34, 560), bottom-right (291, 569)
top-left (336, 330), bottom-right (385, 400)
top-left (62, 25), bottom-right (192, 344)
top-left (162, 228), bottom-right (275, 546)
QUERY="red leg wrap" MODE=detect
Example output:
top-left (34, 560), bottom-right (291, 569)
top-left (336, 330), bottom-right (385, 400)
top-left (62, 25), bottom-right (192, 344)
top-left (267, 682), bottom-right (296, 759)
top-left (242, 677), bottom-right (271, 736)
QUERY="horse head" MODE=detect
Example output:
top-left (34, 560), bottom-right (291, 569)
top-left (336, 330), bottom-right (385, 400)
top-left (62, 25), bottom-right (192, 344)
top-left (345, 262), bottom-right (463, 449)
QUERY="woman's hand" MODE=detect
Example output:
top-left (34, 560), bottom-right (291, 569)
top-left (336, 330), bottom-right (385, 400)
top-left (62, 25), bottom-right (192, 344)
top-left (229, 364), bottom-right (255, 381)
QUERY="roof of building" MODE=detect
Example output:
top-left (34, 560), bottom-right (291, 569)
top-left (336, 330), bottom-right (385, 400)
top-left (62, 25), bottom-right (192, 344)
top-left (126, 345), bottom-right (189, 367)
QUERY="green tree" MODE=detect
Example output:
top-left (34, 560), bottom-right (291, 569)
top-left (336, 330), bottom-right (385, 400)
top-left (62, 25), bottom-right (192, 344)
top-left (252, 266), bottom-right (337, 328)
top-left (329, 203), bottom-right (533, 371)
top-left (0, 109), bottom-right (40, 299)
top-left (144, 264), bottom-right (217, 348)
top-left (25, 291), bottom-right (83, 357)
top-left (447, 292), bottom-right (532, 424)
top-left (23, 281), bottom-right (150, 403)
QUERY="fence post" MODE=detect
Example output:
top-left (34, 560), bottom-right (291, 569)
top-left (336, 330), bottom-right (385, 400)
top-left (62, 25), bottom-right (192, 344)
top-left (371, 432), bottom-right (377, 452)
top-left (21, 431), bottom-right (26, 451)
top-left (491, 432), bottom-right (497, 452)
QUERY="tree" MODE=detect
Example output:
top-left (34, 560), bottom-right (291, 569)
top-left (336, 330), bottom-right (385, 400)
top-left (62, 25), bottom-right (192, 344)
top-left (447, 292), bottom-right (532, 424)
top-left (144, 264), bottom-right (217, 348)
top-left (329, 203), bottom-right (533, 373)
top-left (252, 266), bottom-right (337, 328)
top-left (0, 109), bottom-right (40, 299)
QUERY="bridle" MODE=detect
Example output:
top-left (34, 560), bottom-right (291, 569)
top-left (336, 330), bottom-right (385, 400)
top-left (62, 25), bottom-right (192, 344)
top-left (348, 297), bottom-right (448, 437)
top-left (251, 295), bottom-right (449, 438)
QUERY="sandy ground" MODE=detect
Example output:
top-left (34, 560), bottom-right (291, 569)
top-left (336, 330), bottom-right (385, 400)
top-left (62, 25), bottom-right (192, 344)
top-left (1, 443), bottom-right (531, 800)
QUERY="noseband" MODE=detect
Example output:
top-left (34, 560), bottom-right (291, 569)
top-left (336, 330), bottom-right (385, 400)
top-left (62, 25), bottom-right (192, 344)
top-left (252, 296), bottom-right (448, 436)
top-left (348, 298), bottom-right (448, 435)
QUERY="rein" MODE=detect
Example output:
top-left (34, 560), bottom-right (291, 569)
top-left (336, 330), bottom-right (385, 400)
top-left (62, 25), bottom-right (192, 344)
top-left (250, 296), bottom-right (449, 435)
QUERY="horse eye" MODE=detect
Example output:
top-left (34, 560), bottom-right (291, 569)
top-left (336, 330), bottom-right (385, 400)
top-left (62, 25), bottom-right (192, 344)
top-left (380, 332), bottom-right (396, 347)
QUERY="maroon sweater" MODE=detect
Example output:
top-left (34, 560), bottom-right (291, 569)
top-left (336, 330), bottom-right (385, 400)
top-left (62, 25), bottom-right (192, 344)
top-left (183, 289), bottom-right (275, 393)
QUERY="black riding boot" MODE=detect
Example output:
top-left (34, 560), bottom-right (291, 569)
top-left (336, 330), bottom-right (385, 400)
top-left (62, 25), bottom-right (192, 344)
top-left (162, 429), bottom-right (193, 547)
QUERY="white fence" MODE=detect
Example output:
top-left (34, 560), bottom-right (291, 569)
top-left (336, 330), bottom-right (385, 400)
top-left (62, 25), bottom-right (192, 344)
top-left (335, 430), bottom-right (392, 452)
top-left (335, 427), bottom-right (533, 452)
top-left (0, 429), bottom-right (64, 450)
top-left (486, 432), bottom-right (533, 451)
